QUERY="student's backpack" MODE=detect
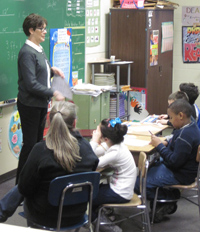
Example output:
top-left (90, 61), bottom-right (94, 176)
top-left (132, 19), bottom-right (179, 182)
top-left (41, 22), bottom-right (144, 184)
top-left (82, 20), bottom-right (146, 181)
top-left (194, 104), bottom-right (200, 130)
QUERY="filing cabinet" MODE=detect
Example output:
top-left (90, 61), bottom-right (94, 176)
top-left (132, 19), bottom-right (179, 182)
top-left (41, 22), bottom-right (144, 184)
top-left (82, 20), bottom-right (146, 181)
top-left (73, 92), bottom-right (110, 129)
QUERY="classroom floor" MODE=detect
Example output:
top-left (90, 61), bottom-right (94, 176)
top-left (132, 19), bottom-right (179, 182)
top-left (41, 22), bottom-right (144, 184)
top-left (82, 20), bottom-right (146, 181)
top-left (0, 177), bottom-right (200, 232)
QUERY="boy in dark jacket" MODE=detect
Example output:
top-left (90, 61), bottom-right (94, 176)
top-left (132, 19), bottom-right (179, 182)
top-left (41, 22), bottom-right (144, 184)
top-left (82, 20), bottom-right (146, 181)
top-left (135, 99), bottom-right (200, 222)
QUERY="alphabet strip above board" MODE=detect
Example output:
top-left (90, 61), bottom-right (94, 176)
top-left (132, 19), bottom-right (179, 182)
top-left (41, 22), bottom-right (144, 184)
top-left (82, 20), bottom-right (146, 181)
top-left (0, 0), bottom-right (85, 102)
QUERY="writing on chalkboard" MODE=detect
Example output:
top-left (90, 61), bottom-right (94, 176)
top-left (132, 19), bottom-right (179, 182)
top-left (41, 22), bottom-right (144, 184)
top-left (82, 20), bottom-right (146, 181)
top-left (0, 0), bottom-right (85, 102)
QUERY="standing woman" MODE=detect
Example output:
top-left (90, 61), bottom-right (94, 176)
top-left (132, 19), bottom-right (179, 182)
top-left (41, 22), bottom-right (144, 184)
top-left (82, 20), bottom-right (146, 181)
top-left (16, 13), bottom-right (64, 183)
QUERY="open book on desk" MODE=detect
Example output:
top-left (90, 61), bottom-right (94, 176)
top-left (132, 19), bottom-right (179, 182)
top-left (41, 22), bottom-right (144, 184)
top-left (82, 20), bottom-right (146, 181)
top-left (140, 115), bottom-right (159, 123)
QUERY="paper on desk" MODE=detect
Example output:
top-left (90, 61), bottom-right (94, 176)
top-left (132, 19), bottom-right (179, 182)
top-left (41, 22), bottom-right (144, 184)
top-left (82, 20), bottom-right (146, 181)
top-left (51, 75), bottom-right (72, 100)
top-left (128, 125), bottom-right (158, 133)
top-left (124, 135), bottom-right (150, 147)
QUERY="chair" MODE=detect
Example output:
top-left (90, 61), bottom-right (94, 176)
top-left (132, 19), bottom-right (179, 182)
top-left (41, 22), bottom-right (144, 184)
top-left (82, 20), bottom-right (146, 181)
top-left (20, 171), bottom-right (100, 232)
top-left (95, 151), bottom-right (151, 232)
top-left (151, 145), bottom-right (200, 224)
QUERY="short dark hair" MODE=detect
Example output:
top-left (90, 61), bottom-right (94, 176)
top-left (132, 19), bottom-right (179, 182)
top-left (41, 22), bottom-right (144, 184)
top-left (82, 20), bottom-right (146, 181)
top-left (168, 99), bottom-right (192, 118)
top-left (23, 13), bottom-right (48, 36)
top-left (168, 91), bottom-right (189, 102)
top-left (179, 83), bottom-right (199, 105)
top-left (100, 119), bottom-right (127, 144)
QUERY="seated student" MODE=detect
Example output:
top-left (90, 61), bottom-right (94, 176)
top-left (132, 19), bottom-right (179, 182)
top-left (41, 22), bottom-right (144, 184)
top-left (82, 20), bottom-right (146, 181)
top-left (157, 90), bottom-right (189, 125)
top-left (179, 82), bottom-right (199, 121)
top-left (90, 118), bottom-right (137, 232)
top-left (134, 99), bottom-right (200, 222)
top-left (0, 101), bottom-right (99, 227)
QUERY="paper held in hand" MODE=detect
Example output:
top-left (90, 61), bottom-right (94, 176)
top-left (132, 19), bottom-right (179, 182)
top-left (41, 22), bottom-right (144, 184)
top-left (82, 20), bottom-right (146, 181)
top-left (51, 75), bottom-right (72, 100)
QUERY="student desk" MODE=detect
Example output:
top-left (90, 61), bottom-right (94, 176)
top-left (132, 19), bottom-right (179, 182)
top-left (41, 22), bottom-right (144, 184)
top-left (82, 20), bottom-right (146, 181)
top-left (124, 134), bottom-right (166, 165)
top-left (125, 122), bottom-right (169, 136)
top-left (79, 123), bottom-right (168, 165)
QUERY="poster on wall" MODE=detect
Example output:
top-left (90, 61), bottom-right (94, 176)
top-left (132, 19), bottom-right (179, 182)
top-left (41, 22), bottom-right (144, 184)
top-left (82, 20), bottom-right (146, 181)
top-left (150, 30), bottom-right (159, 66)
top-left (86, 0), bottom-right (100, 47)
top-left (50, 28), bottom-right (73, 86)
top-left (161, 22), bottom-right (173, 53)
top-left (182, 6), bottom-right (200, 26)
top-left (8, 110), bottom-right (22, 159)
top-left (124, 87), bottom-right (149, 121)
top-left (182, 26), bottom-right (200, 63)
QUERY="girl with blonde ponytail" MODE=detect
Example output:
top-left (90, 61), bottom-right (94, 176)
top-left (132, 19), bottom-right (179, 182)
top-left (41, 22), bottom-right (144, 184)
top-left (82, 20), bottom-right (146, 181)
top-left (46, 101), bottom-right (81, 172)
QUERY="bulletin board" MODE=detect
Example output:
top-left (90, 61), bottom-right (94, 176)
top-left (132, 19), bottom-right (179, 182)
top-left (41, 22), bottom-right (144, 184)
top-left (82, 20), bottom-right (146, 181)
top-left (86, 0), bottom-right (101, 46)
top-left (0, 0), bottom-right (85, 102)
top-left (182, 26), bottom-right (200, 63)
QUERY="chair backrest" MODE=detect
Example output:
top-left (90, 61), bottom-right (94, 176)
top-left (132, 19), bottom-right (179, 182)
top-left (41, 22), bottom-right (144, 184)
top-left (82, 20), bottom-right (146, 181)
top-left (48, 171), bottom-right (100, 231)
top-left (196, 145), bottom-right (200, 162)
top-left (194, 104), bottom-right (200, 130)
top-left (138, 152), bottom-right (149, 205)
top-left (196, 145), bottom-right (200, 216)
top-left (48, 171), bottom-right (100, 206)
top-left (138, 151), bottom-right (146, 178)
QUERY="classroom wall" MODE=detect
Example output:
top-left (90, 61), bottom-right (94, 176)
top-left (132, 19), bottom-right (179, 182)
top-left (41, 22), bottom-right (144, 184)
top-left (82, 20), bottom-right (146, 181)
top-left (85, 0), bottom-right (113, 83)
top-left (172, 0), bottom-right (200, 107)
top-left (0, 0), bottom-right (114, 177)
top-left (0, 105), bottom-right (18, 176)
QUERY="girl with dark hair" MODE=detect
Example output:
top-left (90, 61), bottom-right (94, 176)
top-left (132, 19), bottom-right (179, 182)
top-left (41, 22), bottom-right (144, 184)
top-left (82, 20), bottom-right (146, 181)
top-left (90, 118), bottom-right (137, 231)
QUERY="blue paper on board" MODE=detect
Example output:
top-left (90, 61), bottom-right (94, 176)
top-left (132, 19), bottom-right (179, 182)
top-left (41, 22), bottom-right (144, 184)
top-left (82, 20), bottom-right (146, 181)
top-left (50, 28), bottom-right (72, 86)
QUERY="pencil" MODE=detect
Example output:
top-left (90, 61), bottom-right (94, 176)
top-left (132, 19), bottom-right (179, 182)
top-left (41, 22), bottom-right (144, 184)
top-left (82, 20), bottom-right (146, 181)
top-left (149, 130), bottom-right (153, 135)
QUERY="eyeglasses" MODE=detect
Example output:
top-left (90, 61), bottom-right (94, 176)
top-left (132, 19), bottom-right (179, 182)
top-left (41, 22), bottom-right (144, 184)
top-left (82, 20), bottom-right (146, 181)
top-left (36, 27), bottom-right (47, 32)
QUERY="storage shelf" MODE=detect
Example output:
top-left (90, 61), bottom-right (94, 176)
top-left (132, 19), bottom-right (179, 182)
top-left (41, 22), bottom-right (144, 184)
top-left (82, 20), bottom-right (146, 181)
top-left (90, 60), bottom-right (133, 120)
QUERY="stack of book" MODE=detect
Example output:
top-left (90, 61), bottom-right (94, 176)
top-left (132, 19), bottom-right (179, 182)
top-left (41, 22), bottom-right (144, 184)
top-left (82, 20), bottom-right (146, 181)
top-left (94, 73), bottom-right (115, 86)
top-left (110, 93), bottom-right (126, 119)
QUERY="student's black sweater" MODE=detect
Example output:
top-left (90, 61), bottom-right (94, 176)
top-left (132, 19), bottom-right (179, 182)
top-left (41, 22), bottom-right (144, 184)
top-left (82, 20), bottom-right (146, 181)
top-left (156, 121), bottom-right (200, 185)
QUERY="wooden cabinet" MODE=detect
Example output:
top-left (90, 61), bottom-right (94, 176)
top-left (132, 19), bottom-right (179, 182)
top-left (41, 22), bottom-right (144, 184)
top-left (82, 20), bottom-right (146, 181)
top-left (109, 8), bottom-right (174, 114)
top-left (73, 92), bottom-right (110, 129)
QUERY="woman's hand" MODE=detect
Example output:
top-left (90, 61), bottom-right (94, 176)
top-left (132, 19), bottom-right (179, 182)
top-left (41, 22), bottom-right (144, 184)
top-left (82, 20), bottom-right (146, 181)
top-left (51, 67), bottom-right (65, 79)
top-left (150, 135), bottom-right (162, 147)
top-left (53, 91), bottom-right (65, 101)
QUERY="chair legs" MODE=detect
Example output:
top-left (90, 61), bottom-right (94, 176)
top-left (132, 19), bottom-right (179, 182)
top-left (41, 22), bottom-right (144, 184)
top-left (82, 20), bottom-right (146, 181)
top-left (95, 206), bottom-right (151, 232)
top-left (151, 187), bottom-right (181, 224)
top-left (151, 187), bottom-right (159, 224)
top-left (95, 207), bottom-right (103, 232)
top-left (144, 206), bottom-right (151, 232)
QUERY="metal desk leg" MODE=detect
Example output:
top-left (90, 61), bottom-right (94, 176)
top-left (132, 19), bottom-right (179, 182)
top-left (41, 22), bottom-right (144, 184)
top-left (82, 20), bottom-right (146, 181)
top-left (127, 64), bottom-right (131, 120)
top-left (116, 65), bottom-right (120, 118)
top-left (92, 64), bottom-right (95, 84)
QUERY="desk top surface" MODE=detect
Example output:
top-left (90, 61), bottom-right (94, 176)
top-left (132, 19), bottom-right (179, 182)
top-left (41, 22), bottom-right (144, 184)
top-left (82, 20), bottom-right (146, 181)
top-left (88, 58), bottom-right (119, 64)
top-left (88, 59), bottom-right (133, 65)
top-left (124, 134), bottom-right (166, 152)
top-left (107, 61), bottom-right (133, 65)
top-left (79, 122), bottom-right (168, 153)
top-left (123, 122), bottom-right (168, 136)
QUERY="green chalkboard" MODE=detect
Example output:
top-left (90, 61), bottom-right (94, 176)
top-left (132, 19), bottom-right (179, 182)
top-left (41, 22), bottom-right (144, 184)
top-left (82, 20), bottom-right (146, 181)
top-left (0, 0), bottom-right (85, 102)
